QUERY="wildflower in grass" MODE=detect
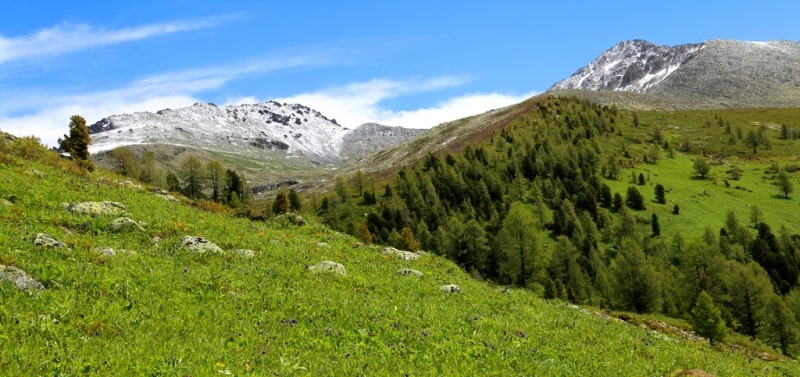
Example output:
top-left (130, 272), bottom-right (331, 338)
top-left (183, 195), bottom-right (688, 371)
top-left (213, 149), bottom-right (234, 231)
top-left (258, 231), bottom-right (265, 238)
top-left (244, 362), bottom-right (251, 372)
top-left (215, 361), bottom-right (225, 368)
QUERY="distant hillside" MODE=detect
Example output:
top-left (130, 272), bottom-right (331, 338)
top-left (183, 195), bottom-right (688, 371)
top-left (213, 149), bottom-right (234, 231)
top-left (551, 39), bottom-right (800, 108)
top-left (88, 102), bottom-right (421, 193)
top-left (340, 123), bottom-right (425, 161)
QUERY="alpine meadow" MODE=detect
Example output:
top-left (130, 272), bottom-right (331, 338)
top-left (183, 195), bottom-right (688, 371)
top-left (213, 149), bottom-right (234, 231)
top-left (5, 34), bottom-right (800, 376)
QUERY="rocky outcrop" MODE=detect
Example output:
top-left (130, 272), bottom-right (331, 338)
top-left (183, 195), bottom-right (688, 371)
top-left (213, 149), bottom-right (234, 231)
top-left (340, 123), bottom-right (425, 161)
top-left (382, 247), bottom-right (420, 261)
top-left (179, 236), bottom-right (224, 255)
top-left (62, 201), bottom-right (127, 216)
top-left (0, 265), bottom-right (45, 291)
top-left (308, 261), bottom-right (346, 276)
top-left (230, 249), bottom-right (256, 259)
top-left (109, 217), bottom-right (146, 232)
top-left (396, 268), bottom-right (423, 278)
top-left (33, 233), bottom-right (66, 249)
top-left (440, 284), bottom-right (461, 293)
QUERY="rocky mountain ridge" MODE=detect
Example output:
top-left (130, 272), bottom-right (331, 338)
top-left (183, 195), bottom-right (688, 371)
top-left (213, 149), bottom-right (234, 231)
top-left (551, 39), bottom-right (800, 108)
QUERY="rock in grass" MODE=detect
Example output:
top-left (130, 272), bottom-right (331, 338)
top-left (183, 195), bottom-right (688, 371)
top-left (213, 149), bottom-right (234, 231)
top-left (440, 284), bottom-right (461, 293)
top-left (396, 268), bottom-right (424, 278)
top-left (93, 246), bottom-right (117, 257)
top-left (62, 201), bottom-right (126, 216)
top-left (382, 247), bottom-right (419, 261)
top-left (308, 260), bottom-right (346, 276)
top-left (33, 233), bottom-right (66, 249)
top-left (0, 199), bottom-right (13, 206)
top-left (109, 217), bottom-right (146, 232)
top-left (230, 249), bottom-right (256, 259)
top-left (0, 264), bottom-right (44, 291)
top-left (179, 236), bottom-right (224, 255)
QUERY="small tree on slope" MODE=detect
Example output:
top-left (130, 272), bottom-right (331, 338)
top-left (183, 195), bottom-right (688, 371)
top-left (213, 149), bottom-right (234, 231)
top-left (692, 290), bottom-right (727, 345)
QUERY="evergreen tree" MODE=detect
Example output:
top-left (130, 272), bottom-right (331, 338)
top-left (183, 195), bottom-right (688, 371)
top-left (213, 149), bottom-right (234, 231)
top-left (206, 160), bottom-right (224, 203)
top-left (651, 213), bottom-right (660, 237)
top-left (139, 150), bottom-right (160, 184)
top-left (109, 147), bottom-right (139, 178)
top-left (625, 186), bottom-right (645, 210)
top-left (223, 170), bottom-right (245, 207)
top-left (179, 156), bottom-right (205, 199)
top-left (166, 173), bottom-right (180, 192)
top-left (693, 158), bottom-right (711, 179)
top-left (776, 168), bottom-right (793, 199)
top-left (611, 240), bottom-right (661, 313)
top-left (288, 189), bottom-right (302, 211)
top-left (654, 184), bottom-right (666, 204)
top-left (691, 290), bottom-right (727, 345)
top-left (58, 115), bottom-right (95, 171)
top-left (495, 202), bottom-right (540, 287)
top-left (762, 295), bottom-right (798, 355)
top-left (726, 261), bottom-right (773, 339)
top-left (273, 190), bottom-right (291, 214)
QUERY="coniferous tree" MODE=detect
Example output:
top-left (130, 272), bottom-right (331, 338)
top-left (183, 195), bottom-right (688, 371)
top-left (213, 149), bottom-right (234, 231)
top-left (691, 290), bottom-right (727, 345)
top-left (626, 186), bottom-right (645, 210)
top-left (139, 150), bottom-right (160, 184)
top-left (179, 156), bottom-right (205, 199)
top-left (611, 240), bottom-right (661, 313)
top-left (776, 168), bottom-right (793, 199)
top-left (206, 160), bottom-right (224, 203)
top-left (273, 190), bottom-right (291, 215)
top-left (166, 173), bottom-right (180, 192)
top-left (288, 189), bottom-right (302, 211)
top-left (654, 184), bottom-right (666, 204)
top-left (651, 213), bottom-right (660, 237)
top-left (726, 261), bottom-right (773, 339)
top-left (58, 115), bottom-right (95, 171)
top-left (762, 295), bottom-right (798, 355)
top-left (495, 202), bottom-right (540, 287)
top-left (109, 147), bottom-right (139, 178)
top-left (693, 158), bottom-right (710, 179)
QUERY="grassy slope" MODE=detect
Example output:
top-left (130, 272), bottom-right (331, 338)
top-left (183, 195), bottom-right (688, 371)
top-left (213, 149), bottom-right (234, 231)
top-left (0, 151), bottom-right (797, 376)
top-left (603, 107), bottom-right (800, 240)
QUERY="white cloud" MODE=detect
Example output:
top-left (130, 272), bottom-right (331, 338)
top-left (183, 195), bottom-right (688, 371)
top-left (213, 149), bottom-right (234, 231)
top-left (271, 77), bottom-right (536, 129)
top-left (0, 15), bottom-right (231, 64)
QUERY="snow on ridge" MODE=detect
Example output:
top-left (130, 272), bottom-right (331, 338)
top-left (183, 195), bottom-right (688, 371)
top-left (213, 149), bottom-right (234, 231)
top-left (550, 40), bottom-right (705, 93)
top-left (88, 100), bottom-right (350, 163)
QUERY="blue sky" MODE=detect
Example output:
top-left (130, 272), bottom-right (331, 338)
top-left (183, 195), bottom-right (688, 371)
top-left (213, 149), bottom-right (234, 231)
top-left (2, 1), bottom-right (798, 147)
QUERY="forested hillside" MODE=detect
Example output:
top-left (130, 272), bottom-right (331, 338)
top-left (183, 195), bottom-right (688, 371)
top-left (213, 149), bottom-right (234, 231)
top-left (318, 96), bottom-right (800, 355)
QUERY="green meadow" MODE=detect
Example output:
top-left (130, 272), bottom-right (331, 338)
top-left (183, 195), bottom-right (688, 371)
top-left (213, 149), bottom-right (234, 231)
top-left (1, 135), bottom-right (798, 375)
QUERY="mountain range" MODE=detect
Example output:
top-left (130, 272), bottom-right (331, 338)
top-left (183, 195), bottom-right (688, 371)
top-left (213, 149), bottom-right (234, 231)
top-left (86, 38), bottom-right (800, 192)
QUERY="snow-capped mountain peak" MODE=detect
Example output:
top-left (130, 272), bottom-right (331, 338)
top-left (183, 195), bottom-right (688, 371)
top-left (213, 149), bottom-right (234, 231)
top-left (88, 100), bottom-right (348, 163)
top-left (550, 39), bottom-right (705, 93)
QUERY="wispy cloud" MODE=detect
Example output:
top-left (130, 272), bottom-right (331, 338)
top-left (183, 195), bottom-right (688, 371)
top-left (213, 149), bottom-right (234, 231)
top-left (271, 77), bottom-right (536, 129)
top-left (0, 15), bottom-right (232, 64)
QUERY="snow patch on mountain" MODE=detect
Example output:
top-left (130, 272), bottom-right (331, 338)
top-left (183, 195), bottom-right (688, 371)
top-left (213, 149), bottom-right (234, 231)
top-left (89, 101), bottom-right (348, 163)
top-left (550, 39), bottom-right (705, 93)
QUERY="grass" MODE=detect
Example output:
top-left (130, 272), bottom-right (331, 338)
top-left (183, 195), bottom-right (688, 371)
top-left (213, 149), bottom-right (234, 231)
top-left (1, 143), bottom-right (799, 375)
